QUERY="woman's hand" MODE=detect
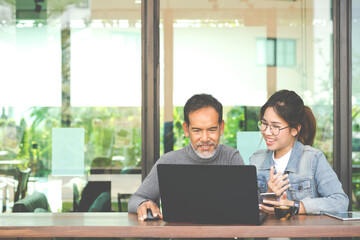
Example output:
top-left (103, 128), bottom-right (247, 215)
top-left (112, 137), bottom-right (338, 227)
top-left (259, 191), bottom-right (294, 214)
top-left (267, 166), bottom-right (290, 197)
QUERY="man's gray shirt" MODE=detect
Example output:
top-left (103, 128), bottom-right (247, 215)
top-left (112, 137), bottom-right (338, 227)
top-left (128, 144), bottom-right (244, 213)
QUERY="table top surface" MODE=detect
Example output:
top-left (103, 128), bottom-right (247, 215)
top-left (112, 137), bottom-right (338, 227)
top-left (0, 212), bottom-right (360, 238)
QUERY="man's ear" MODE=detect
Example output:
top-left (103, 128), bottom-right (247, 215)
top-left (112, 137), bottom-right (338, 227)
top-left (183, 122), bottom-right (190, 137)
top-left (220, 120), bottom-right (225, 136)
top-left (291, 124), bottom-right (301, 137)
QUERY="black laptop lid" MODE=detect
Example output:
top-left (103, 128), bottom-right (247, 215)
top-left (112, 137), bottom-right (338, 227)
top-left (157, 164), bottom-right (261, 224)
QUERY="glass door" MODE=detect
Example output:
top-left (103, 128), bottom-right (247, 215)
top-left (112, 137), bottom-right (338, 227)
top-left (352, 0), bottom-right (360, 211)
top-left (0, 0), bottom-right (141, 212)
top-left (159, 0), bottom-right (334, 167)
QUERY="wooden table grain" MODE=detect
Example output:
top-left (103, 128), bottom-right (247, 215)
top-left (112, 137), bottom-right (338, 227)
top-left (0, 212), bottom-right (359, 238)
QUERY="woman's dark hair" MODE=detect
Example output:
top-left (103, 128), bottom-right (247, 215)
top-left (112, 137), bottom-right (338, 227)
top-left (184, 94), bottom-right (223, 126)
top-left (260, 90), bottom-right (316, 146)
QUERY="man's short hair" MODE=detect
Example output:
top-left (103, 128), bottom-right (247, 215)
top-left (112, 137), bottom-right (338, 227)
top-left (183, 94), bottom-right (223, 126)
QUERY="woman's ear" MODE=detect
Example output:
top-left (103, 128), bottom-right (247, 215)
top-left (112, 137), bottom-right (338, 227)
top-left (291, 124), bottom-right (301, 137)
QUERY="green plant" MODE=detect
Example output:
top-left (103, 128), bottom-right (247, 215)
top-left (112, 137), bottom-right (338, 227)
top-left (223, 106), bottom-right (244, 148)
top-left (173, 107), bottom-right (188, 150)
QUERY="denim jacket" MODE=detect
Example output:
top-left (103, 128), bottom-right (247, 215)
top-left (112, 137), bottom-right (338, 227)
top-left (250, 140), bottom-right (349, 214)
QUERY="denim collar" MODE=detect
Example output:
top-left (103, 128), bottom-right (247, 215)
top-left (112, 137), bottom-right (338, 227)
top-left (261, 140), bottom-right (303, 174)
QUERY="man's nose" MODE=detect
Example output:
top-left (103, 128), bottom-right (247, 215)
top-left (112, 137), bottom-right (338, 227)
top-left (200, 131), bottom-right (210, 141)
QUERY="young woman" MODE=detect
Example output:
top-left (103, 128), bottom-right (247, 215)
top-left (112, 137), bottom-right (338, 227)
top-left (250, 90), bottom-right (348, 215)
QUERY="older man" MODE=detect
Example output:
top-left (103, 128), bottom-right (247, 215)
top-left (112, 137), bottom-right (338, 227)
top-left (128, 93), bottom-right (244, 220)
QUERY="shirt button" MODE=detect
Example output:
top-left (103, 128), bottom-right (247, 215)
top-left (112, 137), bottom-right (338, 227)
top-left (298, 185), bottom-right (302, 190)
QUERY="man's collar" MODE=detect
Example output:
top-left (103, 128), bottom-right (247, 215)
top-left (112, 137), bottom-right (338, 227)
top-left (185, 144), bottom-right (221, 164)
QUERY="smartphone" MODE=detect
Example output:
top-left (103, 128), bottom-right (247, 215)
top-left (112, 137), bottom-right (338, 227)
top-left (260, 193), bottom-right (277, 207)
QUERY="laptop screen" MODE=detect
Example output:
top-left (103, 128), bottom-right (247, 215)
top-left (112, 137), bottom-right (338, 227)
top-left (157, 164), bottom-right (263, 224)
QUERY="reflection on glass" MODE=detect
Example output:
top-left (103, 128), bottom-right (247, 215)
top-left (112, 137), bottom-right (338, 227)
top-left (0, 0), bottom-right (141, 212)
top-left (352, 0), bottom-right (360, 211)
top-left (159, 0), bottom-right (333, 169)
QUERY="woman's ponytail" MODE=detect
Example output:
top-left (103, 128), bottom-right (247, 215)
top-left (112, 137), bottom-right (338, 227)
top-left (298, 106), bottom-right (316, 146)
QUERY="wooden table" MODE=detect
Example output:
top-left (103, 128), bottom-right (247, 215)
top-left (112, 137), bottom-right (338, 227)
top-left (0, 212), bottom-right (359, 238)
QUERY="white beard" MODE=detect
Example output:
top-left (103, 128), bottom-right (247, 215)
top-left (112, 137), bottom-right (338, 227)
top-left (190, 139), bottom-right (217, 159)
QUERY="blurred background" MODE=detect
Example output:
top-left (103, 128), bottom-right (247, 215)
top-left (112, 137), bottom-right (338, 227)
top-left (0, 0), bottom-right (358, 213)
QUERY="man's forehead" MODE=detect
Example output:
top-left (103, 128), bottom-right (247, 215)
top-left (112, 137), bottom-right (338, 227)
top-left (188, 107), bottom-right (219, 119)
top-left (189, 106), bottom-right (218, 114)
top-left (188, 123), bottom-right (219, 129)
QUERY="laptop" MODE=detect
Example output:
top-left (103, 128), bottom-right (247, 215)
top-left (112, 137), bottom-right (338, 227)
top-left (157, 164), bottom-right (267, 225)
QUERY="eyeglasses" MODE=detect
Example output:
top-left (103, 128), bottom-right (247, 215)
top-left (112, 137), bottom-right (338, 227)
top-left (258, 120), bottom-right (289, 136)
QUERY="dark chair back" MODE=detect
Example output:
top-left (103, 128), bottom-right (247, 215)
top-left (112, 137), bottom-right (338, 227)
top-left (14, 168), bottom-right (31, 202)
top-left (78, 181), bottom-right (111, 212)
top-left (88, 192), bottom-right (111, 212)
top-left (117, 193), bottom-right (131, 212)
top-left (73, 183), bottom-right (81, 212)
top-left (13, 191), bottom-right (49, 212)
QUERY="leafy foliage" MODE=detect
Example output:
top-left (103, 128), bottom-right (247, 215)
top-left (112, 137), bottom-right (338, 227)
top-left (8, 107), bottom-right (141, 177)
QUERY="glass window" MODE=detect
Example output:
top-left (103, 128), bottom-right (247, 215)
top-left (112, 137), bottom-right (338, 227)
top-left (277, 39), bottom-right (296, 67)
top-left (352, 0), bottom-right (360, 211)
top-left (266, 38), bottom-right (276, 66)
top-left (159, 0), bottom-right (334, 169)
top-left (0, 0), bottom-right (141, 213)
top-left (256, 38), bottom-right (296, 67)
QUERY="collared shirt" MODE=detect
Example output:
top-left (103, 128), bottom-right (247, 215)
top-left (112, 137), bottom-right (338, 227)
top-left (250, 140), bottom-right (349, 214)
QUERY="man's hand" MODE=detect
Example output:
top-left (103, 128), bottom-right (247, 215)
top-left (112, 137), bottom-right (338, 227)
top-left (137, 200), bottom-right (163, 221)
top-left (267, 166), bottom-right (290, 197)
